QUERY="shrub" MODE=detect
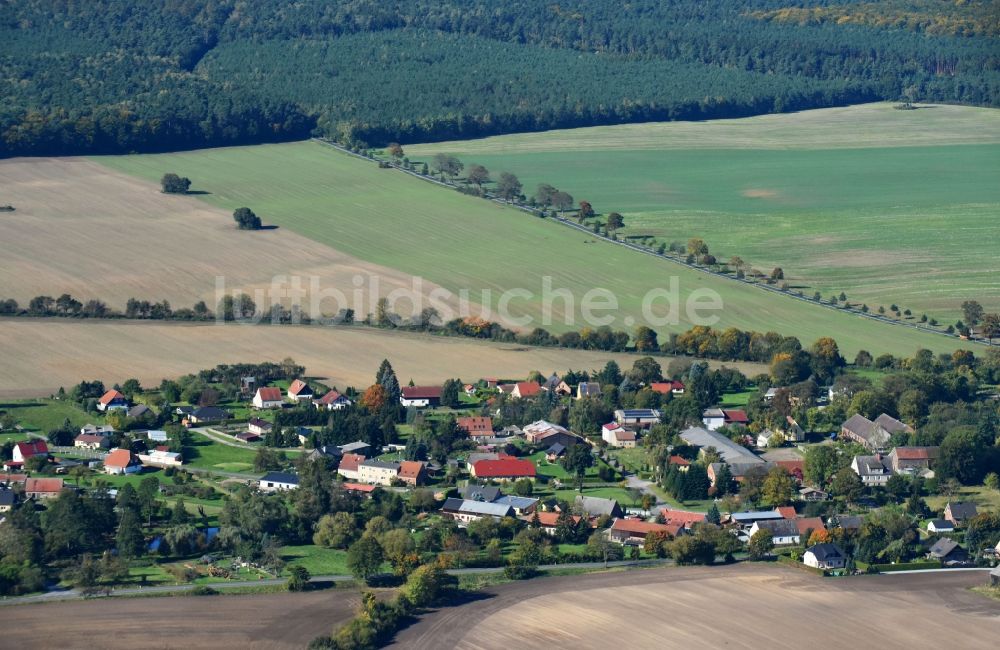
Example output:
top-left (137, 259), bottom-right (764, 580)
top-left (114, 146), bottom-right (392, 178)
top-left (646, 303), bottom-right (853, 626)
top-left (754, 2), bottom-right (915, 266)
top-left (190, 585), bottom-right (218, 596)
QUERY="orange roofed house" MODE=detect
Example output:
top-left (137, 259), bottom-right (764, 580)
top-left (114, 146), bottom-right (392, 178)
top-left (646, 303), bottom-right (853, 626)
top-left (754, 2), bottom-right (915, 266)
top-left (25, 477), bottom-right (64, 499)
top-left (104, 449), bottom-right (142, 475)
top-left (337, 453), bottom-right (366, 481)
top-left (97, 389), bottom-right (128, 413)
top-left (471, 458), bottom-right (536, 481)
top-left (457, 416), bottom-right (494, 438)
top-left (287, 379), bottom-right (314, 403)
top-left (608, 518), bottom-right (684, 545)
top-left (397, 461), bottom-right (428, 486)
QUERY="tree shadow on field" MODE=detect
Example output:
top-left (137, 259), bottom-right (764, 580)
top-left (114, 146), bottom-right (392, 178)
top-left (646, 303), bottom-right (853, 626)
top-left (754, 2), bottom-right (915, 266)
top-left (186, 190), bottom-right (212, 195)
top-left (259, 224), bottom-right (279, 231)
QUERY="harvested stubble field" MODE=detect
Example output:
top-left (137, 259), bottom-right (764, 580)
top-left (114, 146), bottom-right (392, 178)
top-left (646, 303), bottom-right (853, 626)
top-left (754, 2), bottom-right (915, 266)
top-left (393, 564), bottom-right (1000, 650)
top-left (0, 157), bottom-right (463, 317)
top-left (0, 318), bottom-right (765, 398)
top-left (0, 589), bottom-right (362, 650)
top-left (94, 139), bottom-right (972, 357)
top-left (409, 103), bottom-right (1000, 319)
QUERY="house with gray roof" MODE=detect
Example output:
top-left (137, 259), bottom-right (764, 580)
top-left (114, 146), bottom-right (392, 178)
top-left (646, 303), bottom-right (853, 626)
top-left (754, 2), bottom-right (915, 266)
top-left (944, 501), bottom-right (978, 527)
top-left (851, 454), bottom-right (892, 486)
top-left (748, 518), bottom-right (801, 545)
top-left (928, 537), bottom-right (968, 564)
top-left (840, 413), bottom-right (911, 452)
top-left (804, 543), bottom-right (846, 569)
top-left (574, 495), bottom-right (624, 519)
top-left (460, 484), bottom-right (502, 502)
top-left (494, 495), bottom-right (539, 515)
top-left (679, 427), bottom-right (765, 466)
top-left (441, 498), bottom-right (515, 525)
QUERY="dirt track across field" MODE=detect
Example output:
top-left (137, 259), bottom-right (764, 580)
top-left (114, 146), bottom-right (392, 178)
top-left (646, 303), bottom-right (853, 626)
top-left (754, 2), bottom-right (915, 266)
top-left (0, 318), bottom-right (765, 398)
top-left (0, 589), bottom-right (362, 650)
top-left (392, 565), bottom-right (1000, 649)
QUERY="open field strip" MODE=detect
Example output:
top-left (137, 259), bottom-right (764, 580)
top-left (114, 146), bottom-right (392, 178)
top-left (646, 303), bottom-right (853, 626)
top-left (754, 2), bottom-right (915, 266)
top-left (0, 319), bottom-right (765, 398)
top-left (409, 103), bottom-right (1000, 318)
top-left (94, 140), bottom-right (973, 357)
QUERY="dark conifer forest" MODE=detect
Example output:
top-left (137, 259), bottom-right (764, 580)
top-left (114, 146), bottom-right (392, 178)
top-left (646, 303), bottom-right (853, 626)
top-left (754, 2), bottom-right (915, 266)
top-left (1, 0), bottom-right (997, 155)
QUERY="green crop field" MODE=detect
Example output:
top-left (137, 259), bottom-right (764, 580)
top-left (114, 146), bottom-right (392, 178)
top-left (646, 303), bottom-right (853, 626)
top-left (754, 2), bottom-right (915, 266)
top-left (409, 103), bottom-right (1000, 321)
top-left (96, 132), bottom-right (978, 358)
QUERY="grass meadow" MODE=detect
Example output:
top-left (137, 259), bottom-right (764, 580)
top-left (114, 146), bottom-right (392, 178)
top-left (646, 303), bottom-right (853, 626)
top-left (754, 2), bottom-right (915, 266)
top-left (96, 135), bottom-right (975, 358)
top-left (409, 103), bottom-right (1000, 320)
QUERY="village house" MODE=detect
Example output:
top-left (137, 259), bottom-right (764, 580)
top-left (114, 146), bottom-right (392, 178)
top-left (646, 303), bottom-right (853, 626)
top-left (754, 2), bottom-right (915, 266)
top-left (397, 460), bottom-right (427, 486)
top-left (295, 427), bottom-right (316, 446)
top-left (336, 453), bottom-right (366, 481)
top-left (601, 422), bottom-right (637, 448)
top-left (138, 448), bottom-right (183, 469)
top-left (456, 416), bottom-right (494, 438)
top-left (358, 460), bottom-right (402, 486)
top-left (728, 510), bottom-right (785, 532)
top-left (522, 420), bottom-right (581, 448)
top-left (460, 484), bottom-right (502, 502)
top-left (680, 427), bottom-right (766, 468)
top-left (510, 381), bottom-right (542, 399)
top-left (341, 482), bottom-right (377, 497)
top-left (248, 418), bottom-right (273, 436)
top-left (803, 543), bottom-right (847, 570)
top-left (286, 379), bottom-right (314, 403)
top-left (887, 446), bottom-right (938, 474)
top-left (74, 433), bottom-right (111, 450)
top-left (796, 517), bottom-right (826, 540)
top-left (12, 440), bottom-right (49, 465)
top-left (608, 518), bottom-right (683, 545)
top-left (840, 413), bottom-right (912, 452)
top-left (545, 443), bottom-right (566, 462)
top-left (660, 508), bottom-right (707, 530)
top-left (614, 409), bottom-right (661, 429)
top-left (188, 406), bottom-right (231, 424)
top-left (80, 424), bottom-right (115, 437)
top-left (0, 487), bottom-right (16, 513)
top-left (928, 537), bottom-right (968, 564)
top-left (650, 380), bottom-right (685, 395)
top-left (668, 455), bottom-right (691, 472)
top-left (944, 501), bottom-right (978, 527)
top-left (145, 430), bottom-right (168, 443)
top-left (127, 404), bottom-right (151, 419)
top-left (253, 387), bottom-right (284, 409)
top-left (799, 486), bottom-right (829, 501)
top-left (440, 498), bottom-right (515, 525)
top-left (103, 448), bottom-right (142, 475)
top-left (25, 477), bottom-right (64, 499)
top-left (748, 519), bottom-right (801, 546)
top-left (927, 519), bottom-right (956, 534)
top-left (400, 385), bottom-right (442, 408)
top-left (258, 471), bottom-right (299, 492)
top-left (701, 408), bottom-right (749, 431)
top-left (528, 510), bottom-right (583, 536)
top-left (237, 432), bottom-right (261, 443)
top-left (851, 454), bottom-right (892, 487)
top-left (470, 458), bottom-right (536, 481)
top-left (0, 473), bottom-right (28, 487)
top-left (314, 389), bottom-right (352, 411)
top-left (339, 441), bottom-right (373, 457)
top-left (494, 495), bottom-right (539, 516)
top-left (576, 382), bottom-right (602, 399)
top-left (97, 389), bottom-right (129, 412)
top-left (575, 495), bottom-right (624, 519)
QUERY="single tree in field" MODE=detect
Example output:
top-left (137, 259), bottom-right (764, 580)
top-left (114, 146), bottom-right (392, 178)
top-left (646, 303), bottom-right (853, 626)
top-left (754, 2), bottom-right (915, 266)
top-left (496, 172), bottom-right (522, 202)
top-left (551, 190), bottom-right (574, 212)
top-left (606, 212), bottom-right (624, 232)
top-left (747, 530), bottom-right (774, 561)
top-left (578, 200), bottom-right (595, 220)
top-left (466, 164), bottom-right (490, 187)
top-left (770, 267), bottom-right (784, 281)
top-left (386, 142), bottom-right (404, 161)
top-left (233, 207), bottom-right (262, 230)
top-left (961, 300), bottom-right (984, 325)
top-left (161, 173), bottom-right (191, 194)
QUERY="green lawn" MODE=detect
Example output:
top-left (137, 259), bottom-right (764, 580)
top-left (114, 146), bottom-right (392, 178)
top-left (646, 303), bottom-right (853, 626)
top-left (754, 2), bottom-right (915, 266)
top-left (409, 103), bottom-right (1000, 323)
top-left (927, 485), bottom-right (1000, 514)
top-left (0, 399), bottom-right (95, 433)
top-left (185, 432), bottom-right (259, 473)
top-left (96, 138), bottom-right (975, 358)
top-left (280, 545), bottom-right (351, 576)
top-left (554, 486), bottom-right (637, 506)
top-left (719, 390), bottom-right (755, 408)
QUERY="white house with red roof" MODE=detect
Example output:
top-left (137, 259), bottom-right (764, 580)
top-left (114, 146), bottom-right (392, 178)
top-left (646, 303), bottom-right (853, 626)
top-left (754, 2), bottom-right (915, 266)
top-left (660, 508), bottom-right (708, 529)
top-left (650, 381), bottom-right (685, 395)
top-left (314, 389), bottom-right (352, 411)
top-left (253, 386), bottom-right (284, 409)
top-left (470, 458), bottom-right (536, 481)
top-left (97, 389), bottom-right (129, 412)
top-left (608, 518), bottom-right (683, 545)
top-left (337, 453), bottom-right (367, 481)
top-left (510, 381), bottom-right (541, 399)
top-left (400, 386), bottom-right (442, 408)
top-left (286, 379), bottom-right (314, 403)
top-left (12, 440), bottom-right (49, 465)
top-left (602, 422), bottom-right (637, 448)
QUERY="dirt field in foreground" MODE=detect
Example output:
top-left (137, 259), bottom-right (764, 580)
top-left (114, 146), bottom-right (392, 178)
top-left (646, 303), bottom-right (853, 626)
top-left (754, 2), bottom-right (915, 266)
top-left (0, 157), bottom-right (459, 316)
top-left (0, 589), bottom-right (361, 650)
top-left (0, 319), bottom-right (764, 398)
top-left (393, 565), bottom-right (1000, 650)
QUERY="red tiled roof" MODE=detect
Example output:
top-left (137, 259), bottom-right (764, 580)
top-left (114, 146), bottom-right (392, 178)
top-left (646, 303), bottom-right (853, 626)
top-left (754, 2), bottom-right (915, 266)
top-left (775, 460), bottom-right (804, 475)
top-left (338, 453), bottom-right (366, 472)
top-left (342, 482), bottom-right (377, 493)
top-left (316, 390), bottom-right (346, 405)
top-left (104, 448), bottom-right (138, 469)
top-left (796, 517), bottom-right (826, 536)
top-left (398, 461), bottom-right (425, 479)
top-left (0, 473), bottom-right (28, 484)
top-left (256, 387), bottom-right (282, 402)
top-left (472, 458), bottom-right (536, 479)
top-left (893, 447), bottom-right (931, 460)
top-left (668, 455), bottom-right (690, 466)
top-left (650, 381), bottom-right (685, 394)
top-left (16, 440), bottom-right (48, 457)
top-left (660, 508), bottom-right (707, 527)
top-left (613, 429), bottom-right (637, 441)
top-left (514, 381), bottom-right (541, 397)
top-left (25, 477), bottom-right (64, 493)
top-left (775, 506), bottom-right (797, 519)
top-left (99, 389), bottom-right (125, 405)
top-left (401, 386), bottom-right (442, 399)
top-left (528, 511), bottom-right (581, 528)
top-left (611, 518), bottom-right (681, 536)
top-left (723, 409), bottom-right (749, 423)
top-left (288, 379), bottom-right (311, 396)
top-left (457, 417), bottom-right (493, 434)
top-left (75, 434), bottom-right (105, 444)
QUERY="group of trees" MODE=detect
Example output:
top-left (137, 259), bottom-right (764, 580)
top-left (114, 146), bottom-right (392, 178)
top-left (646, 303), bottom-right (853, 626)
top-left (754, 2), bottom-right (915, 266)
top-left (233, 207), bottom-right (263, 230)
